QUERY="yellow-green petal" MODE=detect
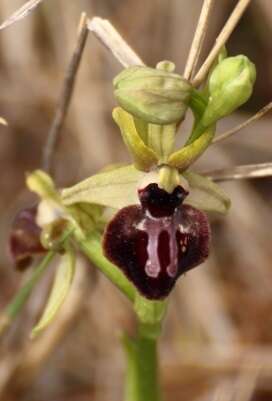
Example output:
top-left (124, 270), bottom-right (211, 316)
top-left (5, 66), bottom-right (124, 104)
top-left (113, 107), bottom-right (158, 171)
top-left (167, 126), bottom-right (215, 171)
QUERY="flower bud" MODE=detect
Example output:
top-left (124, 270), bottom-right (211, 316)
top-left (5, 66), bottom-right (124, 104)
top-left (113, 65), bottom-right (192, 125)
top-left (201, 55), bottom-right (256, 127)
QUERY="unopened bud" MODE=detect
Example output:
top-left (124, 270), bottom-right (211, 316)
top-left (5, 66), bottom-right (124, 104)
top-left (113, 65), bottom-right (192, 125)
top-left (202, 55), bottom-right (256, 127)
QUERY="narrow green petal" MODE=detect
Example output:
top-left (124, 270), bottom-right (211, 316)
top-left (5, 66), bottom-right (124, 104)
top-left (113, 107), bottom-right (158, 171)
top-left (167, 126), bottom-right (215, 171)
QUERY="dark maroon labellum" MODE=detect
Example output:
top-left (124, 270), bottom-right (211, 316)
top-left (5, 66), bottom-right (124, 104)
top-left (9, 206), bottom-right (45, 271)
top-left (103, 183), bottom-right (211, 300)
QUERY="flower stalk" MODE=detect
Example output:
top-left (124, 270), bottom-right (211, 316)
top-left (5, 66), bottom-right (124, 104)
top-left (123, 326), bottom-right (161, 401)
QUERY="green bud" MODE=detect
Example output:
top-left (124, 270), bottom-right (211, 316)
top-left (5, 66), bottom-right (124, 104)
top-left (113, 65), bottom-right (192, 125)
top-left (202, 55), bottom-right (256, 127)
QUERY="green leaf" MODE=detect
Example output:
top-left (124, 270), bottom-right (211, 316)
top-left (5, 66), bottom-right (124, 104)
top-left (31, 247), bottom-right (76, 338)
top-left (113, 107), bottom-right (158, 171)
top-left (184, 171), bottom-right (231, 214)
top-left (61, 165), bottom-right (145, 209)
top-left (167, 126), bottom-right (215, 171)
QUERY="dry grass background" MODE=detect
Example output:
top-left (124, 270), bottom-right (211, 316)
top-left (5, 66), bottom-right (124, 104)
top-left (0, 1), bottom-right (272, 400)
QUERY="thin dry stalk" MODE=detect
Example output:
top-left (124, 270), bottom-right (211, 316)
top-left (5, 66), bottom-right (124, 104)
top-left (192, 0), bottom-right (252, 87)
top-left (0, 0), bottom-right (45, 30)
top-left (204, 162), bottom-right (272, 181)
top-left (183, 0), bottom-right (215, 80)
top-left (42, 13), bottom-right (89, 174)
top-left (87, 17), bottom-right (145, 67)
top-left (213, 102), bottom-right (272, 144)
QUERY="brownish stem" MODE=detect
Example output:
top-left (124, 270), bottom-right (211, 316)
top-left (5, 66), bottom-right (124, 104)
top-left (212, 102), bottom-right (272, 144)
top-left (192, 0), bottom-right (252, 87)
top-left (42, 13), bottom-right (89, 174)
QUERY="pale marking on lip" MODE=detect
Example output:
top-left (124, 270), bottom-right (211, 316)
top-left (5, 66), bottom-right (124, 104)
top-left (137, 210), bottom-right (183, 279)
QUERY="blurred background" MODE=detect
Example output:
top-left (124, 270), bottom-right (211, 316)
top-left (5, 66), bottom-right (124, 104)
top-left (0, 1), bottom-right (272, 400)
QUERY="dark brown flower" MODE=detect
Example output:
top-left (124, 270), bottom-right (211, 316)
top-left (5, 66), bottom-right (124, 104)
top-left (103, 184), bottom-right (210, 299)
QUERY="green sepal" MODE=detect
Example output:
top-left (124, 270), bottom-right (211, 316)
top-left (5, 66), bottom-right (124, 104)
top-left (61, 164), bottom-right (145, 209)
top-left (113, 107), bottom-right (158, 171)
top-left (31, 245), bottom-right (76, 338)
top-left (184, 171), bottom-right (231, 214)
top-left (167, 126), bottom-right (215, 171)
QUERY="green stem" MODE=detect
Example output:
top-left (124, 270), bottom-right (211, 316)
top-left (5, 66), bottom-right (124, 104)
top-left (123, 324), bottom-right (161, 401)
top-left (79, 233), bottom-right (164, 400)
top-left (78, 231), bottom-right (136, 302)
